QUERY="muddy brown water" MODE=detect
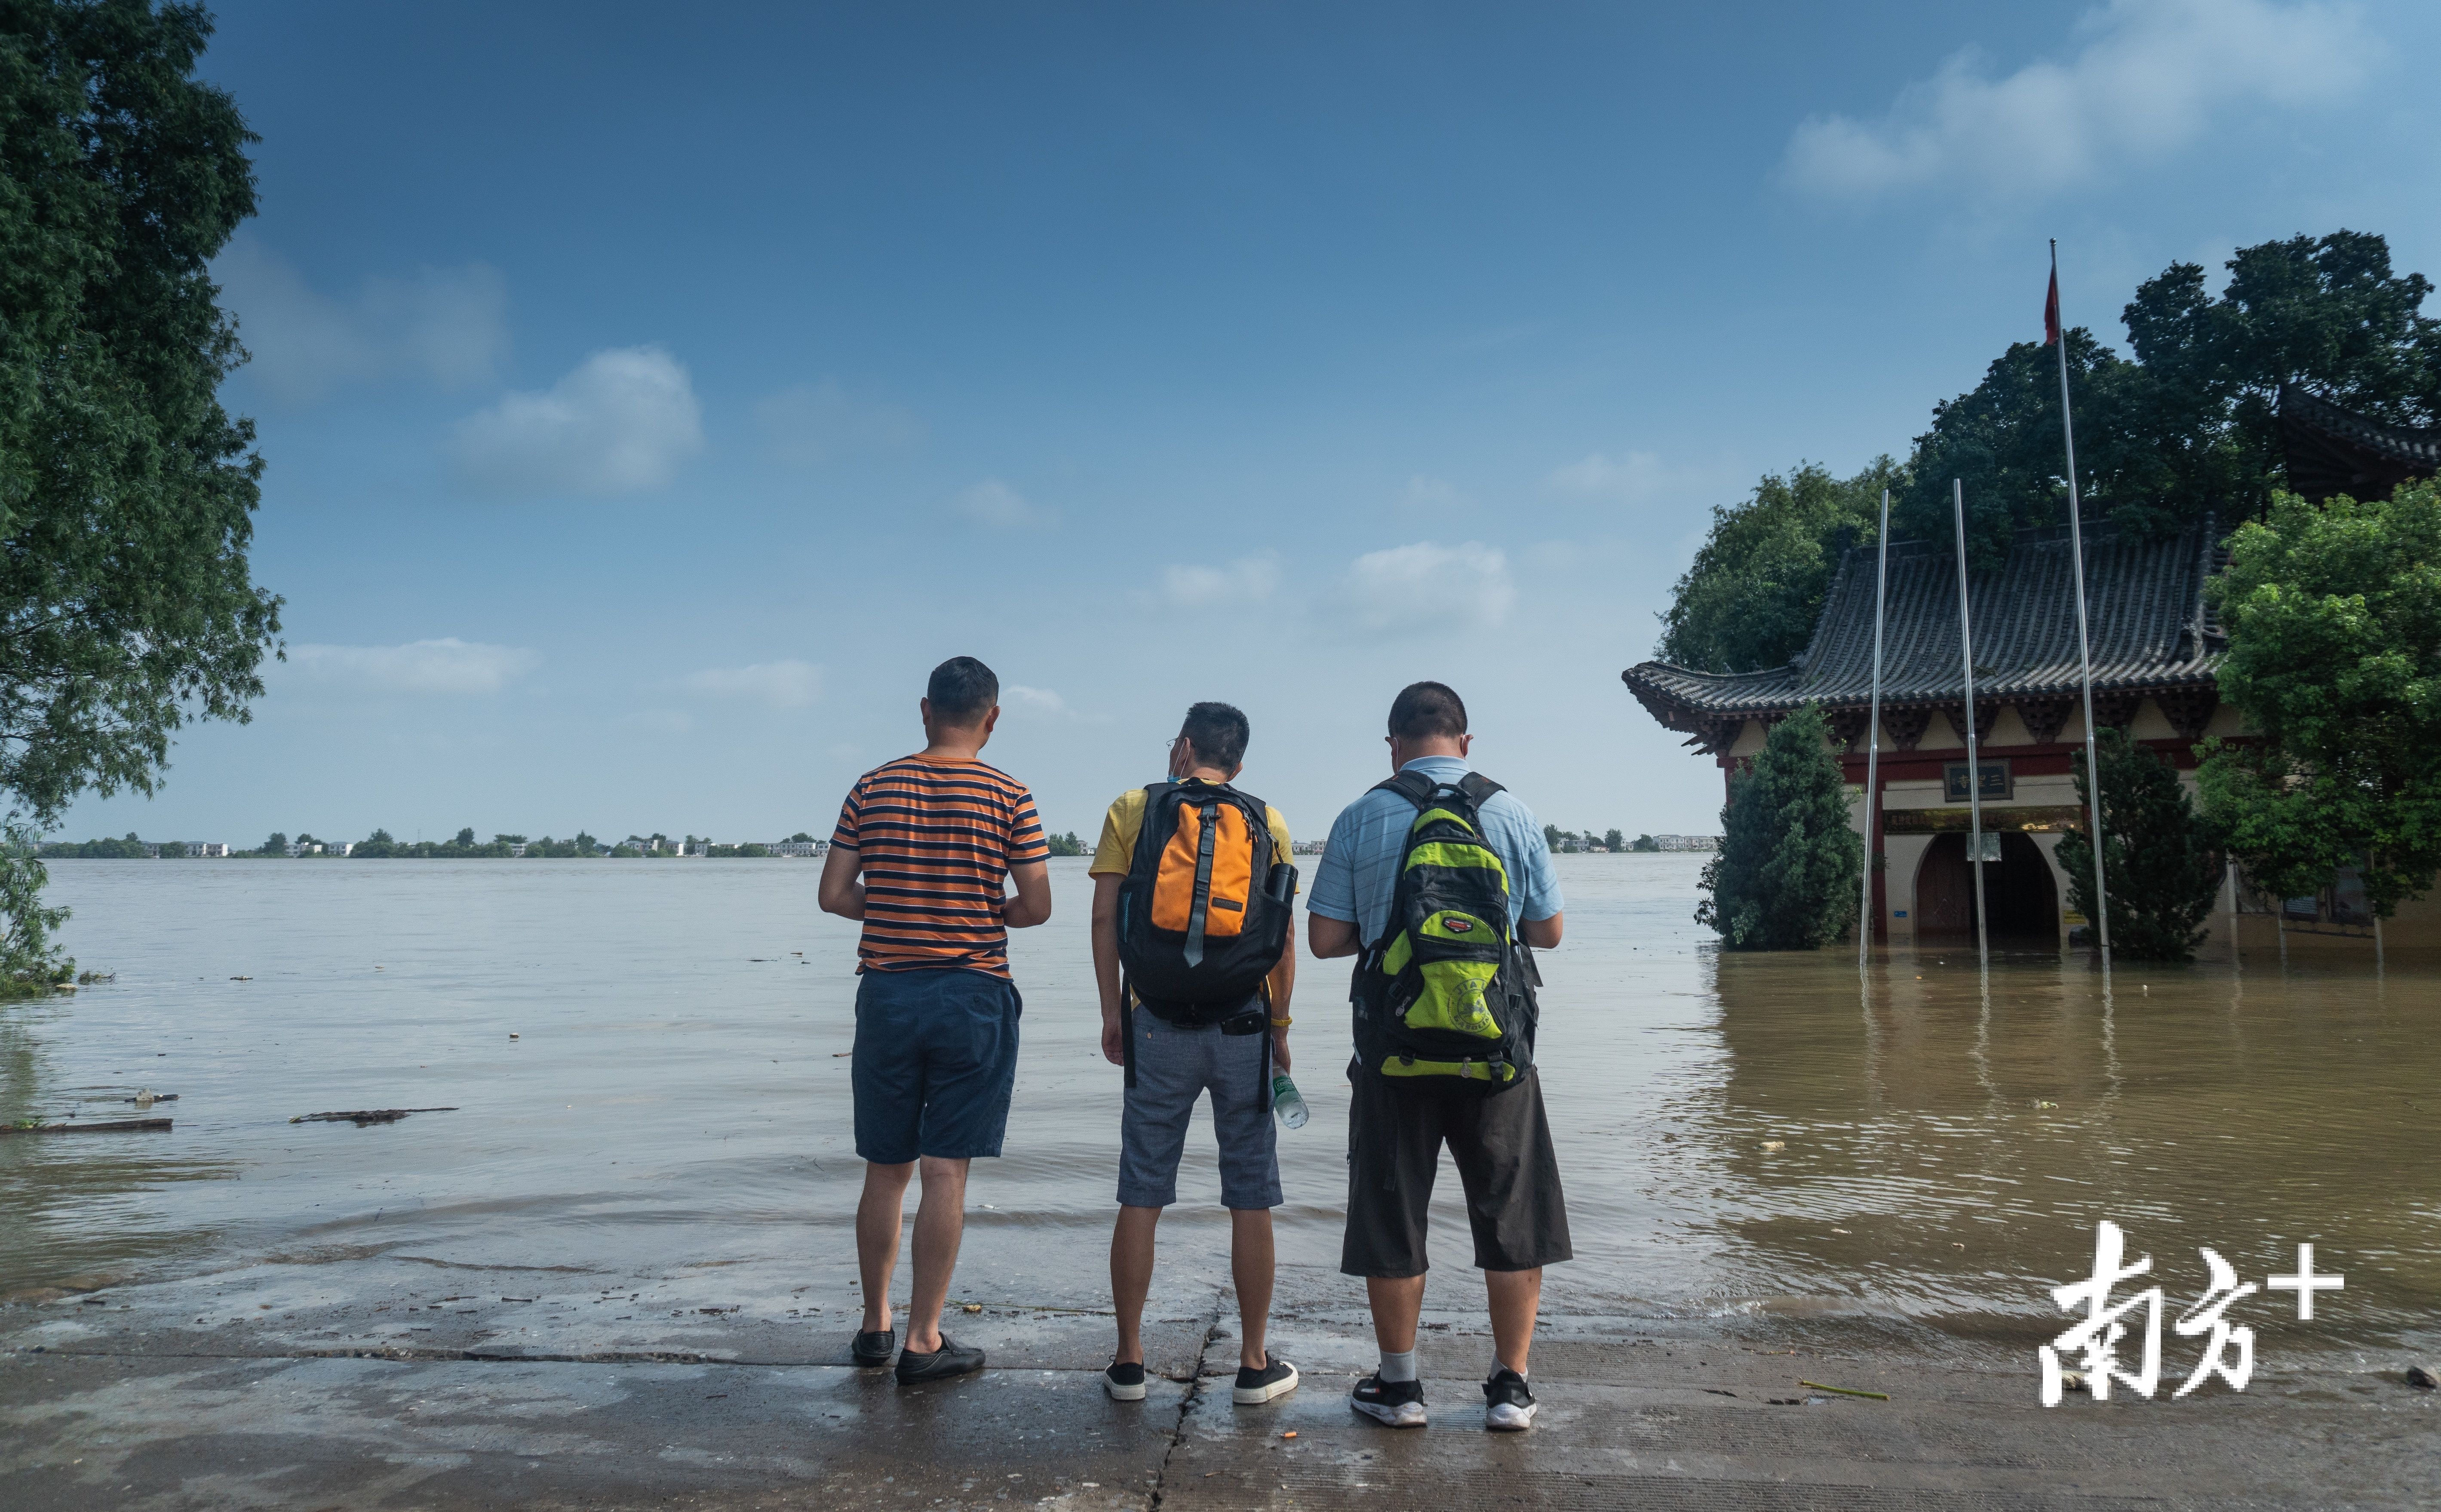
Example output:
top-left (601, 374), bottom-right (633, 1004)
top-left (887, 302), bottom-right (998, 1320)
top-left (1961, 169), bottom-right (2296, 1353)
top-left (3, 856), bottom-right (2432, 1363)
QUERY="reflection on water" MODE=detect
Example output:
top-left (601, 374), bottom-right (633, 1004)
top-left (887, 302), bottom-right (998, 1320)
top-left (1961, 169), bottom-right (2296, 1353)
top-left (3, 856), bottom-right (2432, 1356)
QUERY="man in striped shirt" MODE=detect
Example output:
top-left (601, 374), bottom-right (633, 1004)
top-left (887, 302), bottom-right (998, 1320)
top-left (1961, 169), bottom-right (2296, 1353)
top-left (820, 656), bottom-right (1053, 1385)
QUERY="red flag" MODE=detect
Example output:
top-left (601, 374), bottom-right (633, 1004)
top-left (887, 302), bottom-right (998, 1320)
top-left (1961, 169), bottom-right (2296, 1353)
top-left (2044, 269), bottom-right (2061, 346)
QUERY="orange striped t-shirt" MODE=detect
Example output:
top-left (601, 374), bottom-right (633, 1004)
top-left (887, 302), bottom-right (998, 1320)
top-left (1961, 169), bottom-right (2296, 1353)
top-left (831, 755), bottom-right (1049, 978)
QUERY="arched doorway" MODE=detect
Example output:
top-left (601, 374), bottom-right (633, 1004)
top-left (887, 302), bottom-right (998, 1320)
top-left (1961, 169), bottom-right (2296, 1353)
top-left (1913, 832), bottom-right (2059, 942)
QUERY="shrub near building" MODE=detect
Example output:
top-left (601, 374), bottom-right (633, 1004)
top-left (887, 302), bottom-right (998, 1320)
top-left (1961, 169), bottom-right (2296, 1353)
top-left (1697, 705), bottom-right (1862, 950)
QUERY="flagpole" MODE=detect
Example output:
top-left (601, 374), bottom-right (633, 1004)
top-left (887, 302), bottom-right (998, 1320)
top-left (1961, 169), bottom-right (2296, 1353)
top-left (1952, 478), bottom-right (1990, 968)
top-left (2051, 239), bottom-right (2112, 966)
top-left (1859, 487), bottom-right (1891, 972)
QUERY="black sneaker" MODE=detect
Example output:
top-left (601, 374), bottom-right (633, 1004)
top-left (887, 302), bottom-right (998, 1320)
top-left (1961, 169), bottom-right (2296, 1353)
top-left (1483, 1367), bottom-right (1537, 1431)
top-left (851, 1328), bottom-right (895, 1366)
top-left (893, 1334), bottom-right (986, 1384)
top-left (1233, 1354), bottom-right (1299, 1405)
top-left (1104, 1359), bottom-right (1147, 1401)
top-left (1350, 1373), bottom-right (1426, 1427)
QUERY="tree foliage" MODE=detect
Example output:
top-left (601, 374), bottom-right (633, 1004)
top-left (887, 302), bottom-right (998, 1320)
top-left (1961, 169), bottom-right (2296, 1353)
top-left (1658, 457), bottom-right (1905, 672)
top-left (2055, 728), bottom-right (2222, 963)
top-left (1696, 705), bottom-right (1862, 950)
top-left (1, 2), bottom-right (278, 820)
top-left (2196, 483), bottom-right (2441, 916)
top-left (1663, 232), bottom-right (2441, 640)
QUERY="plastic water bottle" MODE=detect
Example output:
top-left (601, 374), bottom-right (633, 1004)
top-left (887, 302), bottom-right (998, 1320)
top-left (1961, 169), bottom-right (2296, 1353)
top-left (1271, 1073), bottom-right (1309, 1129)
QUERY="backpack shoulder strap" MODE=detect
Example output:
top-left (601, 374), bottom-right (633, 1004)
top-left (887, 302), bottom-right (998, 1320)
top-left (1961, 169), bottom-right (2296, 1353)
top-left (1458, 771), bottom-right (1505, 806)
top-left (1127, 782), bottom-right (1179, 868)
top-left (1369, 769), bottom-right (1440, 810)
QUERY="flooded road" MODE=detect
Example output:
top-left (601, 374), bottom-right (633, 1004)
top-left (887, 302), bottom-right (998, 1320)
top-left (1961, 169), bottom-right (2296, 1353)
top-left (3, 855), bottom-right (2432, 1362)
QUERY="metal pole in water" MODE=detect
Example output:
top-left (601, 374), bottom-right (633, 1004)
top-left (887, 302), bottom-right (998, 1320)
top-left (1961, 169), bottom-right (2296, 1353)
top-left (1860, 488), bottom-right (1892, 974)
top-left (2051, 239), bottom-right (2112, 974)
top-left (1952, 478), bottom-right (1990, 970)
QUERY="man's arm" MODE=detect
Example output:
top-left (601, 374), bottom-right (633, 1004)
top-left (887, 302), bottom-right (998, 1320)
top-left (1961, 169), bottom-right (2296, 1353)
top-left (1308, 912), bottom-right (1361, 959)
top-left (1520, 912), bottom-right (1563, 949)
top-left (817, 844), bottom-right (864, 919)
top-left (1003, 860), bottom-right (1053, 929)
top-left (1092, 874), bottom-right (1125, 1065)
top-left (1265, 922), bottom-right (1296, 1073)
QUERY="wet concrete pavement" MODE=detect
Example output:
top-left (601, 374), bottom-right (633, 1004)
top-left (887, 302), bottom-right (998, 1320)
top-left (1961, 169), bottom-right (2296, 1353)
top-left (7, 1267), bottom-right (2434, 1511)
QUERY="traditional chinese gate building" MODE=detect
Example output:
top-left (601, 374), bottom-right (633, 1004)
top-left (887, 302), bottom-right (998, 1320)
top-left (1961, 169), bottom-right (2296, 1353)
top-left (1623, 519), bottom-right (2241, 946)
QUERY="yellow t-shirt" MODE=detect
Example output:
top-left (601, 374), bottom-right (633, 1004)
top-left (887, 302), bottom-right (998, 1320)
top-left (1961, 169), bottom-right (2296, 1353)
top-left (1090, 785), bottom-right (1293, 881)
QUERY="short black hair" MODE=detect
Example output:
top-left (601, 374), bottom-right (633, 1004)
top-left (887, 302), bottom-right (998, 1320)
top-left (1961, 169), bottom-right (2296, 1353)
top-left (1387, 681), bottom-right (1467, 741)
top-left (926, 656), bottom-right (999, 724)
top-left (1179, 701), bottom-right (1250, 771)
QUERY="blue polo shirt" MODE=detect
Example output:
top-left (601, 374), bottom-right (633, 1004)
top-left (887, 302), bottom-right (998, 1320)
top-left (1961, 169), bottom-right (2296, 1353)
top-left (1307, 756), bottom-right (1563, 944)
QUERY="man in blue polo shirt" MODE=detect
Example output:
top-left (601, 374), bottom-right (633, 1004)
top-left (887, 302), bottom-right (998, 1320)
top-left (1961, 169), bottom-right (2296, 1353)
top-left (1306, 681), bottom-right (1569, 1433)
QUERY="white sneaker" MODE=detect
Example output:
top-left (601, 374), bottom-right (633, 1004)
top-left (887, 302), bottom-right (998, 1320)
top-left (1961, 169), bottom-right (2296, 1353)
top-left (1350, 1374), bottom-right (1427, 1427)
top-left (1483, 1367), bottom-right (1538, 1431)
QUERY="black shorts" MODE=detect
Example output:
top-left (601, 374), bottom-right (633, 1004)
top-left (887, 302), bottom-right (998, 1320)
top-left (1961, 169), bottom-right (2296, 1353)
top-left (1339, 1062), bottom-right (1572, 1278)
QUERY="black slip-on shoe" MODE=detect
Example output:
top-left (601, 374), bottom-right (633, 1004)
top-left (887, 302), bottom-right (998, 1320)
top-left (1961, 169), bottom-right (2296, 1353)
top-left (851, 1329), bottom-right (895, 1366)
top-left (1483, 1367), bottom-right (1538, 1431)
top-left (1103, 1359), bottom-right (1147, 1401)
top-left (1350, 1373), bottom-right (1427, 1427)
top-left (894, 1334), bottom-right (986, 1385)
top-left (1233, 1354), bottom-right (1299, 1405)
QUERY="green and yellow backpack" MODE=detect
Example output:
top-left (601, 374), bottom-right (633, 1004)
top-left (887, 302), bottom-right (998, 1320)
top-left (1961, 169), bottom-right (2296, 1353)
top-left (1351, 770), bottom-right (1541, 1089)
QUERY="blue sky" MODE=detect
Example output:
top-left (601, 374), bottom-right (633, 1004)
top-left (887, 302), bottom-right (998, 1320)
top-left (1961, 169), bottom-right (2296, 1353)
top-left (64, 0), bottom-right (2441, 846)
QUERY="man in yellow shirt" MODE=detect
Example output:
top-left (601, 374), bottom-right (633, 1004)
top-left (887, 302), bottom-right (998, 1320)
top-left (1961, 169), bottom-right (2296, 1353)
top-left (1090, 701), bottom-right (1299, 1407)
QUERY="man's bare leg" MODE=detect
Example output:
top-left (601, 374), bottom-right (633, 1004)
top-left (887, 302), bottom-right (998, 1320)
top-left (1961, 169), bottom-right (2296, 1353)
top-left (1364, 1274), bottom-right (1426, 1357)
top-left (1110, 1205), bottom-right (1161, 1365)
top-left (857, 1161), bottom-right (915, 1334)
top-left (903, 1155), bottom-right (970, 1353)
top-left (1485, 1267), bottom-right (1542, 1375)
top-left (1231, 1208), bottom-right (1276, 1369)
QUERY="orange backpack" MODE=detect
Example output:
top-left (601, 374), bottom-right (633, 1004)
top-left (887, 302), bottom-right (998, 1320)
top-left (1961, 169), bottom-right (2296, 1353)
top-left (1115, 778), bottom-right (1296, 1022)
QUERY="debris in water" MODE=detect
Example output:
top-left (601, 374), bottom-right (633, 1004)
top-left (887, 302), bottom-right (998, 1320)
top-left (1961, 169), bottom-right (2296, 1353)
top-left (508, 1034), bottom-right (519, 1040)
top-left (230, 975), bottom-right (252, 981)
top-left (1760, 1140), bottom-right (1785, 1152)
top-left (4, 1118), bottom-right (172, 1135)
top-left (1799, 1379), bottom-right (1888, 1400)
top-left (290, 1108), bottom-right (460, 1126)
top-left (2406, 1365), bottom-right (2437, 1390)
top-left (2033, 1099), bottom-right (2058, 1109)
top-left (832, 1051), bottom-right (853, 1058)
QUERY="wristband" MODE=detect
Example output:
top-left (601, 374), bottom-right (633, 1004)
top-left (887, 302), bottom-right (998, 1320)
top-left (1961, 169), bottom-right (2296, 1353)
top-left (1269, 1017), bottom-right (1292, 1027)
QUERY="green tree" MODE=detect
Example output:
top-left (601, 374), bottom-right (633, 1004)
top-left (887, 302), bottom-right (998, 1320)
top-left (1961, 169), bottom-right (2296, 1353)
top-left (1696, 705), bottom-right (1862, 950)
top-left (1044, 830), bottom-right (1084, 858)
top-left (1602, 828), bottom-right (1624, 853)
top-left (1658, 458), bottom-right (1904, 672)
top-left (1, 2), bottom-right (278, 959)
top-left (0, 822), bottom-right (69, 991)
top-left (258, 830), bottom-right (285, 855)
top-left (2196, 483), bottom-right (2441, 917)
top-left (2056, 728), bottom-right (2222, 962)
top-left (1633, 833), bottom-right (1657, 852)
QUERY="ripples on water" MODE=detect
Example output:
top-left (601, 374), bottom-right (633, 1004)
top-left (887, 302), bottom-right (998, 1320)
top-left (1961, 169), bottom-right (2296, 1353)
top-left (3, 856), bottom-right (2432, 1355)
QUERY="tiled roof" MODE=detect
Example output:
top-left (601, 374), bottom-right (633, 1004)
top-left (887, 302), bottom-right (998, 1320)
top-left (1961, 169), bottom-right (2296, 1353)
top-left (1623, 518), bottom-right (2223, 727)
top-left (2279, 384), bottom-right (2441, 505)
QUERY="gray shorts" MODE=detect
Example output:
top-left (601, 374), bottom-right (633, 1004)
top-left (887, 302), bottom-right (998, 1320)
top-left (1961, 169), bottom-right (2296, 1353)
top-left (1118, 1007), bottom-right (1282, 1211)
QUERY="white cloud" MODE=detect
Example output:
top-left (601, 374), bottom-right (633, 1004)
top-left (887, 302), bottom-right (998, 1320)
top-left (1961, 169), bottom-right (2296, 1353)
top-left (282, 638), bottom-right (539, 695)
top-left (754, 380), bottom-right (923, 465)
top-left (1142, 552), bottom-right (1282, 611)
top-left (215, 233), bottom-right (510, 406)
top-left (450, 346), bottom-right (703, 497)
top-left (1338, 541), bottom-right (1515, 635)
top-left (1781, 0), bottom-right (2368, 202)
top-left (952, 478), bottom-right (1059, 530)
top-left (682, 659), bottom-right (823, 709)
top-left (1002, 685), bottom-right (1070, 716)
top-left (1548, 450), bottom-right (1674, 501)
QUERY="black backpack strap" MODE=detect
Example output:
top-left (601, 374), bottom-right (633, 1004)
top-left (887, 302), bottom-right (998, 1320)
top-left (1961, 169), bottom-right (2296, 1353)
top-left (1458, 771), bottom-right (1505, 806)
top-left (1369, 769), bottom-right (1440, 810)
top-left (1181, 794), bottom-right (1222, 967)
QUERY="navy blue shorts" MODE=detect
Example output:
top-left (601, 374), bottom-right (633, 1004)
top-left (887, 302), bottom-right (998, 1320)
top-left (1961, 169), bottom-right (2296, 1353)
top-left (851, 967), bottom-right (1022, 1164)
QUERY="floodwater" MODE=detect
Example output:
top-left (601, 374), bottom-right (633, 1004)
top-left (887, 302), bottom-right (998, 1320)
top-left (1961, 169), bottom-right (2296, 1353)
top-left (3, 856), bottom-right (2433, 1361)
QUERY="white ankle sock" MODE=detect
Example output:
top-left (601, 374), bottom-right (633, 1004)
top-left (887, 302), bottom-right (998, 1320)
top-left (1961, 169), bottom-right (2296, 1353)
top-left (1378, 1349), bottom-right (1418, 1383)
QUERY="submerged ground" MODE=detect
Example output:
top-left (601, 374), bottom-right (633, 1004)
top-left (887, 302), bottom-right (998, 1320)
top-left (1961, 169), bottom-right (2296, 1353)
top-left (3, 858), bottom-right (2434, 1508)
